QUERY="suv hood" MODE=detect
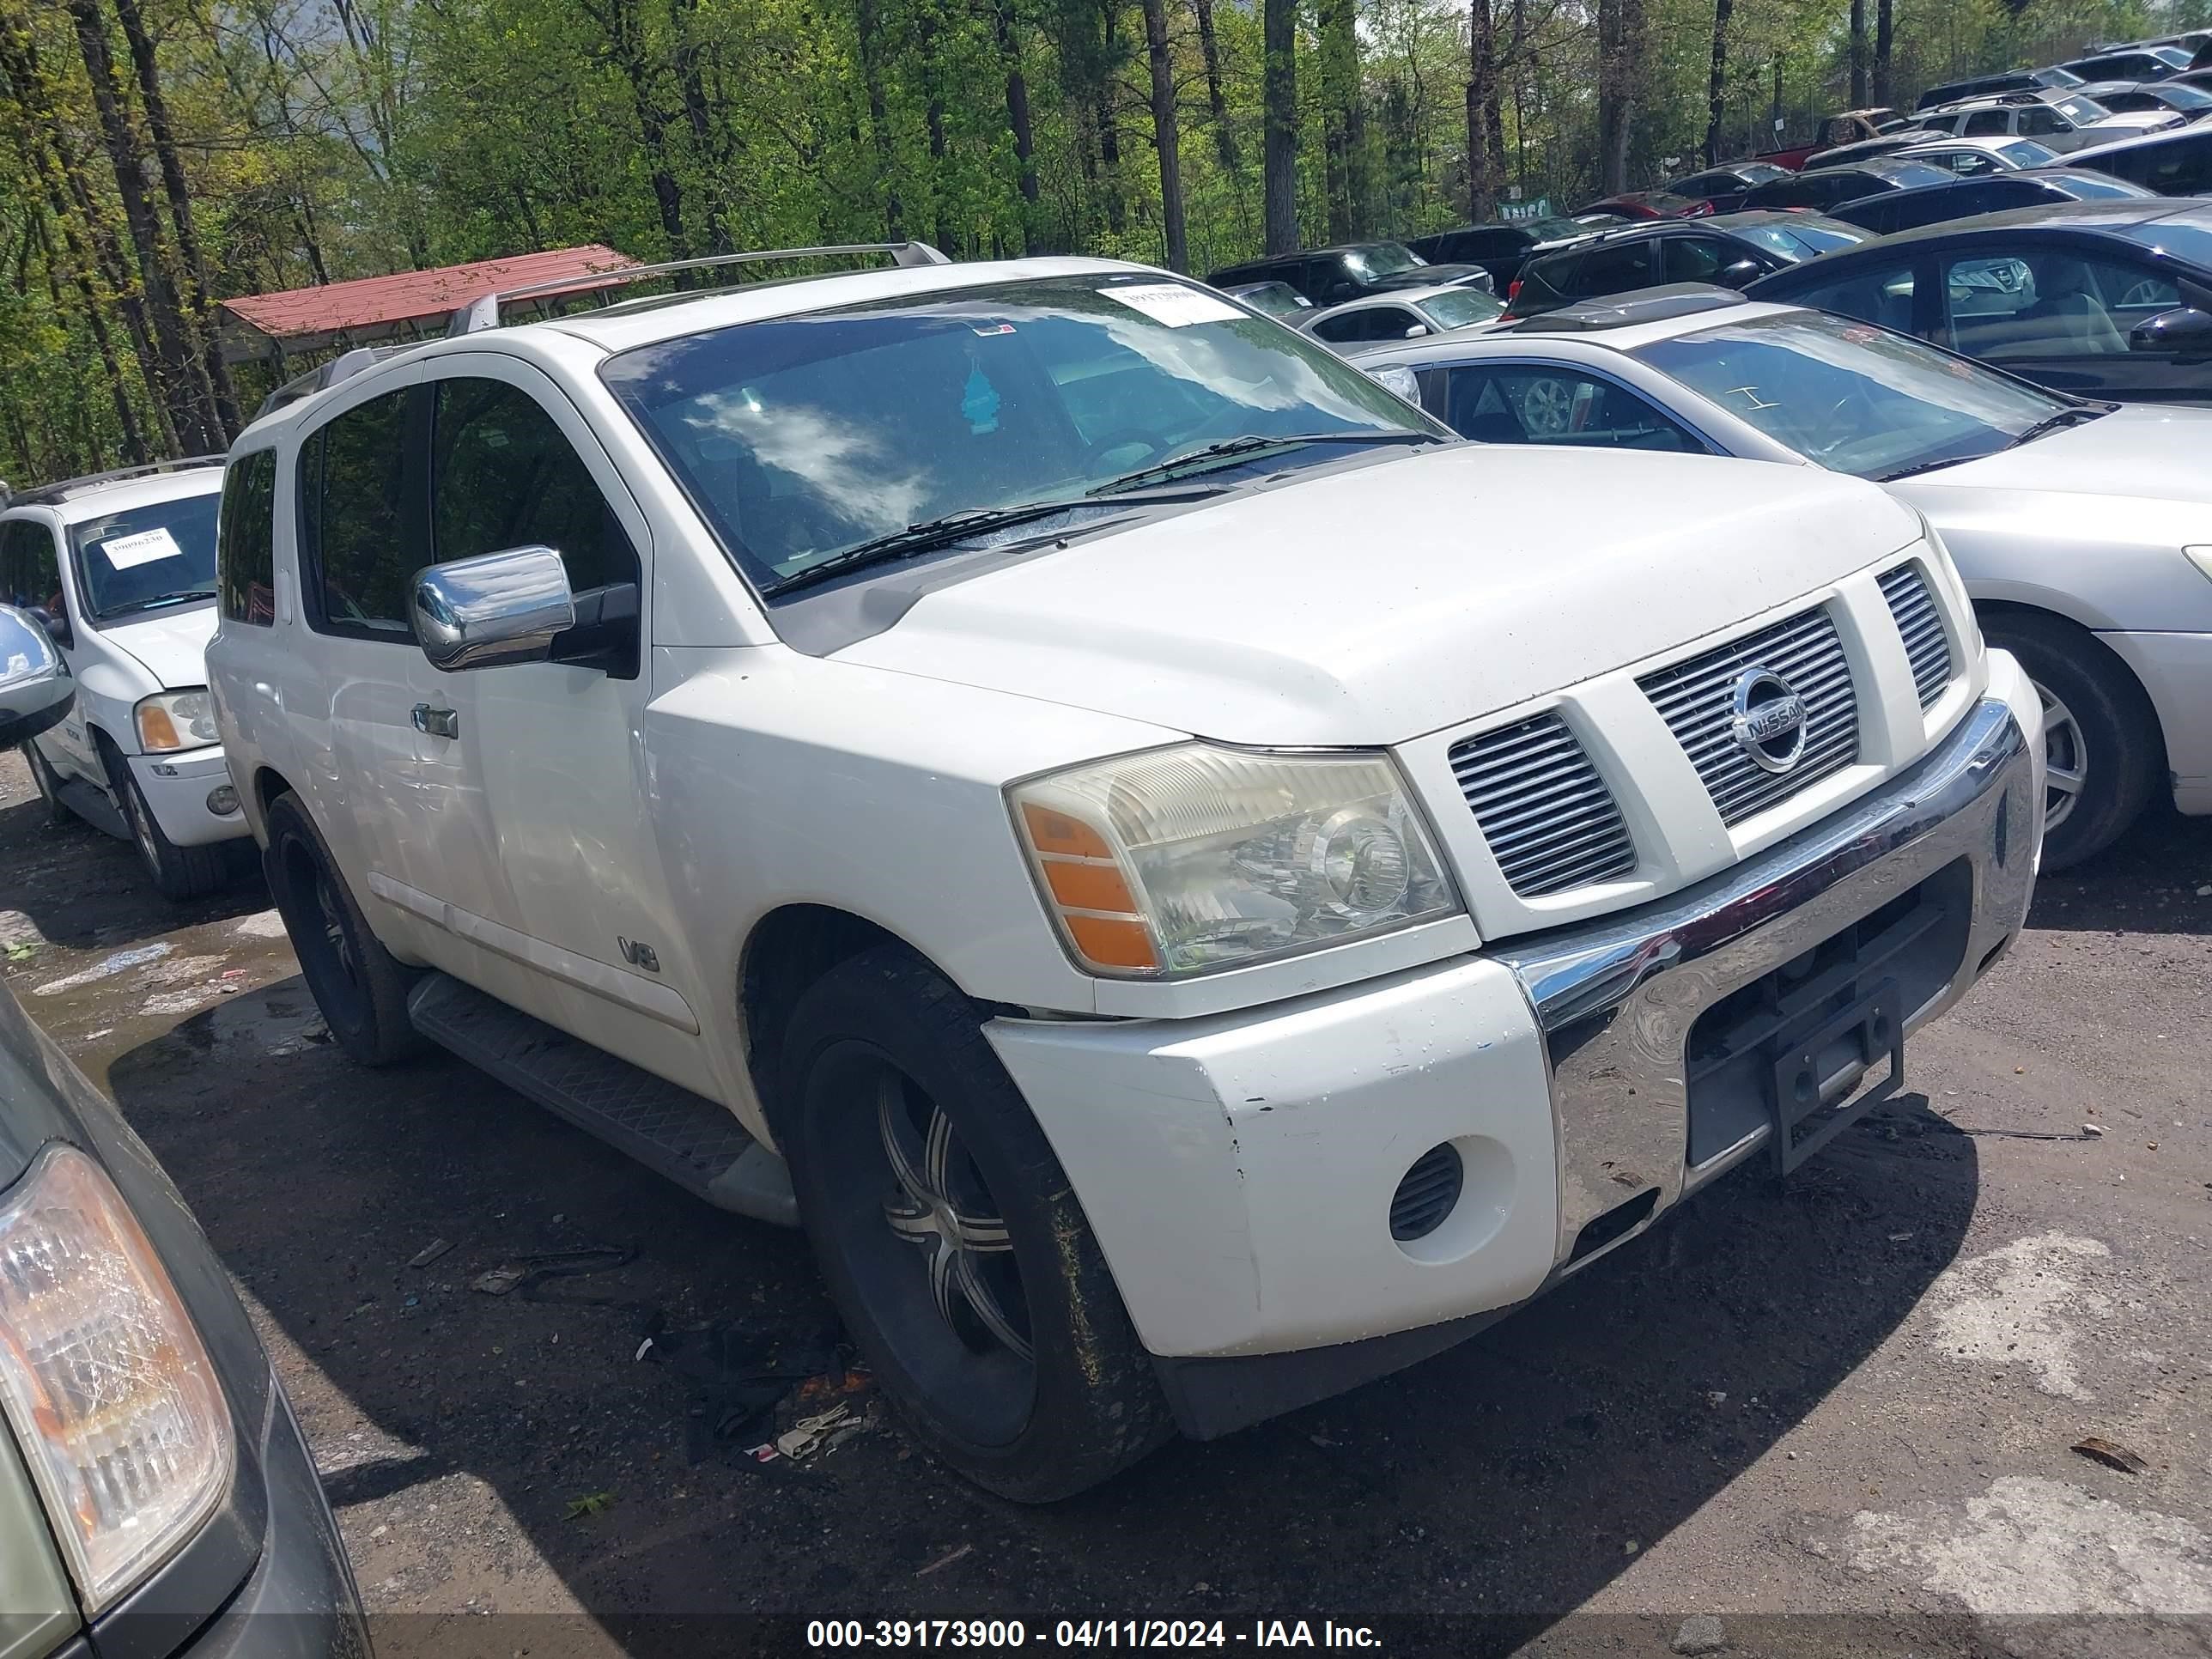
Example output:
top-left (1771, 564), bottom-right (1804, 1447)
top-left (94, 602), bottom-right (216, 690)
top-left (836, 446), bottom-right (1923, 746)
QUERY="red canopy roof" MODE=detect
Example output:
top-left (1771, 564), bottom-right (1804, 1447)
top-left (217, 245), bottom-right (639, 361)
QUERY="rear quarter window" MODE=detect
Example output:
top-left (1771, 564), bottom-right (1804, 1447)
top-left (217, 449), bottom-right (278, 626)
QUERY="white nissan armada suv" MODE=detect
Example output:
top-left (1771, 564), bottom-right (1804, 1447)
top-left (2, 460), bottom-right (254, 898)
top-left (205, 246), bottom-right (2045, 1499)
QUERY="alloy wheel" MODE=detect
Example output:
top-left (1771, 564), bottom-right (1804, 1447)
top-left (878, 1079), bottom-right (1034, 1364)
top-left (1520, 377), bottom-right (1575, 434)
top-left (2036, 678), bottom-right (2086, 834)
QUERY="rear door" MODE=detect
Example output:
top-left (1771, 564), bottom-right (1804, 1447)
top-left (1565, 237), bottom-right (1659, 301)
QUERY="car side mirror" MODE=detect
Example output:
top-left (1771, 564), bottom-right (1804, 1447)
top-left (410, 545), bottom-right (576, 672)
top-left (0, 604), bottom-right (74, 747)
top-left (1402, 323), bottom-right (1431, 337)
top-left (1718, 258), bottom-right (1765, 289)
top-left (1328, 283), bottom-right (1358, 302)
top-left (25, 605), bottom-right (70, 651)
top-left (2130, 306), bottom-right (2212, 356)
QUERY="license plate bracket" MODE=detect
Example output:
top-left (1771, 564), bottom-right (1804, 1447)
top-left (1766, 978), bottom-right (1903, 1176)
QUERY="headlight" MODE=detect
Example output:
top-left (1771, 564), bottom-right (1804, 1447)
top-left (2187, 546), bottom-right (2212, 586)
top-left (134, 689), bottom-right (217, 753)
top-left (1012, 744), bottom-right (1459, 978)
top-left (0, 1146), bottom-right (232, 1611)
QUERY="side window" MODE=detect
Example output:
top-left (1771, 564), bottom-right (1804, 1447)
top-left (1431, 366), bottom-right (1700, 453)
top-left (1944, 250), bottom-right (2176, 359)
top-left (428, 378), bottom-right (638, 595)
top-left (217, 449), bottom-right (278, 626)
top-left (1789, 261), bottom-right (1920, 333)
top-left (1962, 110), bottom-right (2010, 137)
top-left (1569, 239), bottom-right (1657, 299)
top-left (300, 388), bottom-right (413, 638)
top-left (0, 520), bottom-right (64, 615)
top-left (2019, 106), bottom-right (2063, 136)
top-left (1665, 236), bottom-right (1733, 283)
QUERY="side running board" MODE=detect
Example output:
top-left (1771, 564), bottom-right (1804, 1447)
top-left (405, 972), bottom-right (798, 1227)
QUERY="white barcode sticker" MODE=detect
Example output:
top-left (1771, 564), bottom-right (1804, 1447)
top-left (1100, 283), bottom-right (1243, 327)
top-left (96, 526), bottom-right (184, 570)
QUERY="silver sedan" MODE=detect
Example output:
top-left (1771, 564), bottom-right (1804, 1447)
top-left (1298, 283), bottom-right (1507, 356)
top-left (1362, 290), bottom-right (2212, 868)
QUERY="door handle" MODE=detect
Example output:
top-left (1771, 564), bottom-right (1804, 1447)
top-left (411, 703), bottom-right (460, 740)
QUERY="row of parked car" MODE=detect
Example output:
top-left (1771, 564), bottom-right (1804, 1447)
top-left (0, 185), bottom-right (2191, 1514)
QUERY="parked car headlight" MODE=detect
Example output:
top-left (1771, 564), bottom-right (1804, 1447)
top-left (2186, 546), bottom-right (2212, 586)
top-left (1012, 744), bottom-right (1459, 977)
top-left (0, 1146), bottom-right (232, 1610)
top-left (134, 689), bottom-right (218, 753)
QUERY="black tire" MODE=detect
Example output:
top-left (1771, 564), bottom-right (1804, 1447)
top-left (775, 945), bottom-right (1170, 1502)
top-left (102, 742), bottom-right (229, 902)
top-left (1982, 611), bottom-right (2160, 872)
top-left (20, 743), bottom-right (70, 828)
top-left (261, 791), bottom-right (425, 1066)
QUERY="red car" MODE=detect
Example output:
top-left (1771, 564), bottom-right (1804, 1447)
top-left (1574, 190), bottom-right (1700, 220)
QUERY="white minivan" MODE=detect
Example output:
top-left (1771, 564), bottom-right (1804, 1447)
top-left (0, 461), bottom-right (253, 898)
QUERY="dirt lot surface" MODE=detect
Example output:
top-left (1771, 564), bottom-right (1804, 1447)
top-left (3, 744), bottom-right (2209, 1657)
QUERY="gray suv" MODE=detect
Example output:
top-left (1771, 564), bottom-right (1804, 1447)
top-left (0, 605), bottom-right (367, 1657)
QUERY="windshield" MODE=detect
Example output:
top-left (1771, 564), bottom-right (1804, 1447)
top-left (1528, 217), bottom-right (1592, 243)
top-left (2056, 170), bottom-right (2152, 198)
top-left (1637, 310), bottom-right (2070, 479)
top-left (1231, 283), bottom-right (1309, 318)
top-left (2155, 82), bottom-right (2212, 109)
top-left (601, 275), bottom-right (1437, 592)
top-left (2039, 66), bottom-right (2084, 87)
top-left (1417, 289), bottom-right (1507, 329)
top-left (2052, 94), bottom-right (2110, 123)
top-left (1343, 244), bottom-right (1425, 279)
top-left (1736, 219), bottom-right (1868, 259)
top-left (65, 493), bottom-right (220, 621)
top-left (2000, 138), bottom-right (2061, 166)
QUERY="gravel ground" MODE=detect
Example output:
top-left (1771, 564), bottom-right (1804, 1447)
top-left (2, 745), bottom-right (2208, 1658)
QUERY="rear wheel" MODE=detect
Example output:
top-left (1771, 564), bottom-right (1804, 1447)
top-left (20, 743), bottom-right (70, 827)
top-left (1981, 611), bottom-right (2160, 872)
top-left (262, 792), bottom-right (424, 1066)
top-left (776, 945), bottom-right (1170, 1501)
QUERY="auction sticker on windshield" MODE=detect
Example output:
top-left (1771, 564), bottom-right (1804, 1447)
top-left (95, 527), bottom-right (184, 570)
top-left (1101, 283), bottom-right (1243, 327)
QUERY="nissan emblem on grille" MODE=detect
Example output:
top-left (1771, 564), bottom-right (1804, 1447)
top-left (1729, 667), bottom-right (1808, 774)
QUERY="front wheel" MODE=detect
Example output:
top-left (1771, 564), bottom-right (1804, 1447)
top-left (776, 945), bottom-right (1170, 1502)
top-left (1982, 612), bottom-right (2160, 872)
top-left (107, 750), bottom-right (229, 902)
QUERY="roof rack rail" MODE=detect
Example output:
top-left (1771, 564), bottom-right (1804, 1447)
top-left (5, 455), bottom-right (228, 507)
top-left (253, 345), bottom-right (393, 422)
top-left (446, 241), bottom-right (952, 337)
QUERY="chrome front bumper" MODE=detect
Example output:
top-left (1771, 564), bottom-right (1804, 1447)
top-left (1496, 690), bottom-right (2039, 1270)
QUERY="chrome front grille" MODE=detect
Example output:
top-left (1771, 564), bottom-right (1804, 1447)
top-left (1880, 563), bottom-right (1953, 708)
top-left (1449, 712), bottom-right (1638, 896)
top-left (1639, 606), bottom-right (1859, 827)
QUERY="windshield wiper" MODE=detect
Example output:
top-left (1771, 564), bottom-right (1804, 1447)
top-left (101, 587), bottom-right (216, 617)
top-left (765, 501), bottom-right (1107, 597)
top-left (1085, 429), bottom-right (1443, 496)
top-left (2003, 406), bottom-right (2106, 449)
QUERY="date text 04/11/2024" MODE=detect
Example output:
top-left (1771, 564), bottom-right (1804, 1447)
top-left (804, 1620), bottom-right (1384, 1649)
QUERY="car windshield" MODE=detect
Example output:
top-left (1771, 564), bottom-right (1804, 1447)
top-left (1343, 244), bottom-right (1426, 279)
top-left (2039, 66), bottom-right (2084, 87)
top-left (2000, 138), bottom-right (2061, 166)
top-left (1636, 309), bottom-right (2071, 479)
top-left (1528, 217), bottom-right (1592, 242)
top-left (600, 275), bottom-right (1437, 592)
top-left (65, 492), bottom-right (220, 621)
top-left (2055, 170), bottom-right (2152, 198)
top-left (1416, 289), bottom-right (1507, 329)
top-left (1232, 283), bottom-right (1309, 318)
top-left (1735, 219), bottom-right (1868, 259)
top-left (2156, 82), bottom-right (2212, 108)
top-left (2053, 94), bottom-right (2110, 122)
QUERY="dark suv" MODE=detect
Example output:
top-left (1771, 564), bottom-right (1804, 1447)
top-left (1407, 217), bottom-right (1592, 289)
top-left (1205, 241), bottom-right (1492, 304)
top-left (1502, 212), bottom-right (1868, 318)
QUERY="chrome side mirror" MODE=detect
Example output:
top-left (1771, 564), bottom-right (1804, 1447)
top-left (0, 605), bottom-right (74, 747)
top-left (410, 545), bottom-right (575, 672)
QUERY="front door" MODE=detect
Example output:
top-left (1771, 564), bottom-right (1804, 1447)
top-left (1938, 245), bottom-right (2212, 401)
top-left (408, 356), bottom-right (712, 1090)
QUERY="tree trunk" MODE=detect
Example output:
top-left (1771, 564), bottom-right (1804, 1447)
top-left (31, 205), bottom-right (148, 464)
top-left (111, 0), bottom-right (238, 435)
top-left (1192, 0), bottom-right (1238, 173)
top-left (851, 0), bottom-right (902, 238)
top-left (993, 0), bottom-right (1040, 251)
top-left (1595, 0), bottom-right (1634, 193)
top-left (1096, 0), bottom-right (1125, 235)
top-left (1874, 0), bottom-right (1893, 108)
top-left (1467, 0), bottom-right (1501, 220)
top-left (1849, 0), bottom-right (1868, 108)
top-left (1319, 0), bottom-right (1357, 240)
top-left (1139, 0), bottom-right (1187, 270)
top-left (64, 0), bottom-right (217, 453)
top-left (1262, 0), bottom-right (1298, 252)
top-left (1703, 0), bottom-right (1733, 166)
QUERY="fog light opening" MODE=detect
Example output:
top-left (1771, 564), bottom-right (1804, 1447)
top-left (205, 784), bottom-right (240, 816)
top-left (1389, 1143), bottom-right (1464, 1243)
